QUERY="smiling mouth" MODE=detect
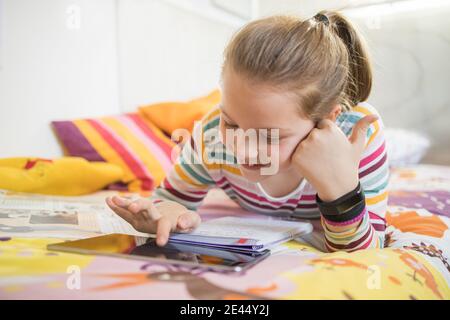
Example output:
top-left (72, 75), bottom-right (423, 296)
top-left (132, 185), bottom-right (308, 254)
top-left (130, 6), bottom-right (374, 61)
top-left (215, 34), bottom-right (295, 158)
top-left (240, 163), bottom-right (270, 170)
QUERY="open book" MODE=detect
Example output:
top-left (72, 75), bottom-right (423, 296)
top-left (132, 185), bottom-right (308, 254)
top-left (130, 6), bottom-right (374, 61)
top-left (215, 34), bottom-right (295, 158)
top-left (168, 216), bottom-right (313, 252)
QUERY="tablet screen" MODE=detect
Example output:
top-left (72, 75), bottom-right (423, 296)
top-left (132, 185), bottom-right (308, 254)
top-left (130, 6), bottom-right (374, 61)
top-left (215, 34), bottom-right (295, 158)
top-left (48, 233), bottom-right (270, 272)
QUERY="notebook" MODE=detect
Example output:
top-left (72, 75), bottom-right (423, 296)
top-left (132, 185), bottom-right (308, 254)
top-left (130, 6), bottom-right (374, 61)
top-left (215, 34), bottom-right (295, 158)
top-left (168, 216), bottom-right (313, 252)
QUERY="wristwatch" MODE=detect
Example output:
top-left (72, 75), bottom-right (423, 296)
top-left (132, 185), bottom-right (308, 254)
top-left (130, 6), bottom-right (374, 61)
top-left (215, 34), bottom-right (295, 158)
top-left (316, 182), bottom-right (366, 222)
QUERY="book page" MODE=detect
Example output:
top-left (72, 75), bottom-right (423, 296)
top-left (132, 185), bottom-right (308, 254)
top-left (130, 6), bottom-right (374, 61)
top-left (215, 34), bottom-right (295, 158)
top-left (172, 216), bottom-right (313, 244)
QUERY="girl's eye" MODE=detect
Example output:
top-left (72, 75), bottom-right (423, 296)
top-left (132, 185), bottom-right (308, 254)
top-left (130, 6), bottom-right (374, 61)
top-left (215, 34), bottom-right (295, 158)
top-left (223, 120), bottom-right (238, 128)
top-left (266, 137), bottom-right (281, 145)
top-left (261, 132), bottom-right (282, 145)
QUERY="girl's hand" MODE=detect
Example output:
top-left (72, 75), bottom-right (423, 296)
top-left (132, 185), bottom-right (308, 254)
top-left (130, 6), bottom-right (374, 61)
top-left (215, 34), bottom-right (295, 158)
top-left (105, 196), bottom-right (201, 246)
top-left (292, 115), bottom-right (378, 202)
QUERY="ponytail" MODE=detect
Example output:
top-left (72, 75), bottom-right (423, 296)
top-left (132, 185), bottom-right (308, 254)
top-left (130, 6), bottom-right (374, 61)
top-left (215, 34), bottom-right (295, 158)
top-left (319, 10), bottom-right (373, 107)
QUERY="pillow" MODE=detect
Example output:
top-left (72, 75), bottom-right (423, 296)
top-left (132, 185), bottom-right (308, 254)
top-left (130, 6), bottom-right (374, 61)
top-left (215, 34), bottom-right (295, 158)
top-left (52, 113), bottom-right (174, 193)
top-left (0, 157), bottom-right (123, 196)
top-left (384, 128), bottom-right (430, 167)
top-left (138, 89), bottom-right (221, 135)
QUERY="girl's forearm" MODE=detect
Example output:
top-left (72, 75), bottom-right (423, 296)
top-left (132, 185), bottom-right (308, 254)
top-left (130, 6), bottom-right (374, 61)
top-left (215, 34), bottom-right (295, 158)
top-left (320, 206), bottom-right (384, 252)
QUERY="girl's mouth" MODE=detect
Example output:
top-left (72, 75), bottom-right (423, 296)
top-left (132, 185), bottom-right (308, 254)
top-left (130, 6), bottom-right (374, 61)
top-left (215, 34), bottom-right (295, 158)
top-left (240, 163), bottom-right (270, 170)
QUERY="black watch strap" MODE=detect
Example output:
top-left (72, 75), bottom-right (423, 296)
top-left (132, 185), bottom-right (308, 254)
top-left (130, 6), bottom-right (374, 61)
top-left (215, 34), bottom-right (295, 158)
top-left (316, 182), bottom-right (366, 223)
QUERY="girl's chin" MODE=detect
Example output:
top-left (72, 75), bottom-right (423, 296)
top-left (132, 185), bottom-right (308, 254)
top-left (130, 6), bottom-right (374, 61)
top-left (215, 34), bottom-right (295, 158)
top-left (238, 162), bottom-right (291, 182)
top-left (239, 166), bottom-right (274, 183)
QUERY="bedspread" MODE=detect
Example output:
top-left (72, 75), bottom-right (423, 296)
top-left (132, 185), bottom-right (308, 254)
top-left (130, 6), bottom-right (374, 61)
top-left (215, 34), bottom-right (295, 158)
top-left (1, 164), bottom-right (449, 300)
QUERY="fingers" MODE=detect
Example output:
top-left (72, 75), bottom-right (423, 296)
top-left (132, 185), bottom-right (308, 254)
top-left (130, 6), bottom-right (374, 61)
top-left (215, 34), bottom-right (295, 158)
top-left (349, 114), bottom-right (379, 150)
top-left (129, 199), bottom-right (161, 220)
top-left (111, 195), bottom-right (133, 207)
top-left (145, 200), bottom-right (162, 220)
top-left (106, 196), bottom-right (136, 225)
top-left (156, 216), bottom-right (172, 246)
top-left (301, 119), bottom-right (334, 145)
top-left (113, 196), bottom-right (161, 220)
top-left (316, 119), bottom-right (334, 130)
top-left (112, 195), bottom-right (140, 211)
top-left (108, 196), bottom-right (199, 246)
top-left (176, 211), bottom-right (201, 231)
top-left (156, 211), bottom-right (201, 245)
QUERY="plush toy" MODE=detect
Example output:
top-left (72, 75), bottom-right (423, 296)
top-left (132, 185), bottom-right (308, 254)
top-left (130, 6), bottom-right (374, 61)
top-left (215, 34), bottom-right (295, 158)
top-left (0, 157), bottom-right (123, 195)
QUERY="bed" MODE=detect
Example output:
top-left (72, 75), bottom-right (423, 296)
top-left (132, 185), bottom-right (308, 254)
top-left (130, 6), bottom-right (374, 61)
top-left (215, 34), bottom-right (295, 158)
top-left (1, 164), bottom-right (449, 300)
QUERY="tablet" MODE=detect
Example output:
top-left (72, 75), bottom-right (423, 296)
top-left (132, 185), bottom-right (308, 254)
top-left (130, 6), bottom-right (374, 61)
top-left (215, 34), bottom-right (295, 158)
top-left (47, 233), bottom-right (270, 272)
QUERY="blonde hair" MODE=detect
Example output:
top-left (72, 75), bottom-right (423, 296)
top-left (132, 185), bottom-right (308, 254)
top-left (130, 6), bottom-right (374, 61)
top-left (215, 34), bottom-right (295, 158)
top-left (222, 10), bottom-right (372, 121)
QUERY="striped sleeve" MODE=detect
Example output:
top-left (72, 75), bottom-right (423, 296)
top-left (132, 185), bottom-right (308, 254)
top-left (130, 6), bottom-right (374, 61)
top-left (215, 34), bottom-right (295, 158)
top-left (149, 110), bottom-right (219, 210)
top-left (321, 103), bottom-right (389, 252)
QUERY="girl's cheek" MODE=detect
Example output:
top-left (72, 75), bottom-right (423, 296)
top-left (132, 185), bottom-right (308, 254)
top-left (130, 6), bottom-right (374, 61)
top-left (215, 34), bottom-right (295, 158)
top-left (219, 123), bottom-right (225, 144)
top-left (265, 143), bottom-right (288, 169)
top-left (219, 124), bottom-right (233, 153)
top-left (218, 121), bottom-right (228, 146)
top-left (278, 145), bottom-right (293, 166)
top-left (280, 138), bottom-right (302, 165)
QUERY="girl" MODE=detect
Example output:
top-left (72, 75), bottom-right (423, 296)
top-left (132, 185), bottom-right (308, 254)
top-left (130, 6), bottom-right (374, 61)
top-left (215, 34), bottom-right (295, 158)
top-left (106, 11), bottom-right (389, 253)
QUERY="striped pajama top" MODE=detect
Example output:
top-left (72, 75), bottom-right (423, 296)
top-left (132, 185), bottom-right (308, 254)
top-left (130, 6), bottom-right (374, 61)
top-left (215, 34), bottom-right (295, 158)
top-left (150, 102), bottom-right (389, 252)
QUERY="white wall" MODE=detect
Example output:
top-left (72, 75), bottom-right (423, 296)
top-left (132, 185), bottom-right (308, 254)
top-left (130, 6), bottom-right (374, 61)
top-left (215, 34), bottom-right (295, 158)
top-left (346, 6), bottom-right (450, 153)
top-left (0, 0), bottom-right (120, 157)
top-left (117, 0), bottom-right (234, 112)
top-left (0, 0), bottom-right (236, 157)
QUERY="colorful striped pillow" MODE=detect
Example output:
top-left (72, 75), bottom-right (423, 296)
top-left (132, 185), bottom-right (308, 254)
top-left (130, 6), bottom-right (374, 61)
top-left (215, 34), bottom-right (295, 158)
top-left (52, 113), bottom-right (175, 193)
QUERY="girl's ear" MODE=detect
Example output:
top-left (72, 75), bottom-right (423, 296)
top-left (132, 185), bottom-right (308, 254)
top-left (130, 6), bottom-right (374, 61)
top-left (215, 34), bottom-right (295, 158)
top-left (325, 104), bottom-right (342, 122)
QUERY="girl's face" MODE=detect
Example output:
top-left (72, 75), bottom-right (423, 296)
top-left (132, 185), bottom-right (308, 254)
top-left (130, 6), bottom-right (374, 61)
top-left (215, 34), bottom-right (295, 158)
top-left (219, 68), bottom-right (316, 183)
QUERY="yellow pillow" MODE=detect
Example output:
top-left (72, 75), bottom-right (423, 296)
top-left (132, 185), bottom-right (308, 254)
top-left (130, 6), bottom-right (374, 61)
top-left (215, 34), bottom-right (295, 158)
top-left (138, 89), bottom-right (221, 135)
top-left (0, 157), bottom-right (123, 196)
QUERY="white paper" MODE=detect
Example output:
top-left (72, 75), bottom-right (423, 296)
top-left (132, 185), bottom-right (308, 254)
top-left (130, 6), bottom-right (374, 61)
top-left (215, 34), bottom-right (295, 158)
top-left (171, 216), bottom-right (313, 244)
top-left (0, 190), bottom-right (147, 239)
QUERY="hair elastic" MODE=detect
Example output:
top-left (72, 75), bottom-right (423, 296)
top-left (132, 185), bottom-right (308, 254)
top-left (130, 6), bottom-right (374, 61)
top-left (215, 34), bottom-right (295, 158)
top-left (313, 13), bottom-right (330, 26)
